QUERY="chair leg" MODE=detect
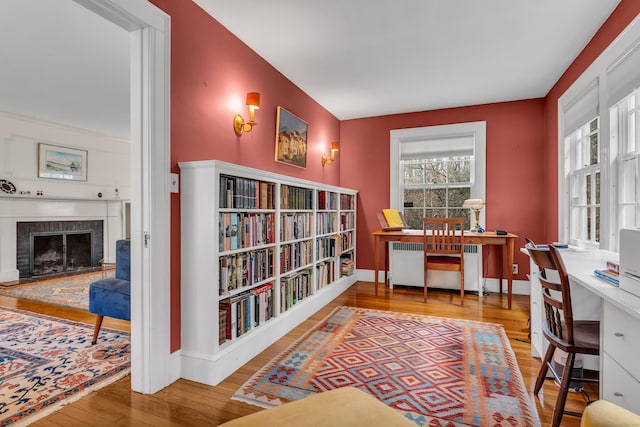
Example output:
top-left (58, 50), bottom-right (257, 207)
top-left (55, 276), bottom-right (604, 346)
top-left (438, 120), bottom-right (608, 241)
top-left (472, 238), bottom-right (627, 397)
top-left (534, 344), bottom-right (555, 394)
top-left (459, 270), bottom-right (464, 306)
top-left (92, 315), bottom-right (104, 345)
top-left (423, 264), bottom-right (428, 303)
top-left (551, 351), bottom-right (576, 427)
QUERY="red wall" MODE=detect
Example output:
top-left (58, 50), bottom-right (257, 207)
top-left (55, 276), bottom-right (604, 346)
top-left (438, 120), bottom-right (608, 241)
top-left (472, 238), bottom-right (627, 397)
top-left (151, 0), bottom-right (341, 351)
top-left (542, 1), bottom-right (640, 243)
top-left (148, 0), bottom-right (639, 352)
top-left (340, 100), bottom-right (546, 278)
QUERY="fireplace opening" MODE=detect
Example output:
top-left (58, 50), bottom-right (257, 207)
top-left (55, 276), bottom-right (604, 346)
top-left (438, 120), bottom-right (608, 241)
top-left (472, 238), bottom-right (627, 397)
top-left (31, 231), bottom-right (93, 276)
top-left (17, 220), bottom-right (104, 279)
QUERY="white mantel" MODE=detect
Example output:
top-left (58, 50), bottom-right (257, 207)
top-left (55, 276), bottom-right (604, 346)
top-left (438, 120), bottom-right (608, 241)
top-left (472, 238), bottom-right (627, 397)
top-left (0, 196), bottom-right (127, 283)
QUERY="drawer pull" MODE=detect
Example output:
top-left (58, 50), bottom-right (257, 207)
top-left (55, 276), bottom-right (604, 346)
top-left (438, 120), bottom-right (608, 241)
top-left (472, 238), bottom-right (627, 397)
top-left (614, 392), bottom-right (623, 397)
top-left (614, 332), bottom-right (624, 337)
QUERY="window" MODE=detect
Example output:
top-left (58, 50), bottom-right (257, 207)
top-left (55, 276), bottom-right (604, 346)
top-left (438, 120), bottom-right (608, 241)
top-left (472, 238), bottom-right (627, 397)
top-left (558, 17), bottom-right (640, 252)
top-left (390, 122), bottom-right (486, 230)
top-left (566, 118), bottom-right (600, 246)
top-left (402, 156), bottom-right (471, 229)
top-left (612, 88), bottom-right (640, 233)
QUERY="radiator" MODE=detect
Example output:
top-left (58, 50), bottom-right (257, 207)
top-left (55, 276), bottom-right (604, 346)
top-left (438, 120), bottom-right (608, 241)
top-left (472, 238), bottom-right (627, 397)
top-left (389, 242), bottom-right (483, 294)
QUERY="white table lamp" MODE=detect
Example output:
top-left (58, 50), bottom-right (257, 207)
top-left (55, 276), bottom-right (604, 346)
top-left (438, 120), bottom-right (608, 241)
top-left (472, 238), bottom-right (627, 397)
top-left (463, 198), bottom-right (484, 232)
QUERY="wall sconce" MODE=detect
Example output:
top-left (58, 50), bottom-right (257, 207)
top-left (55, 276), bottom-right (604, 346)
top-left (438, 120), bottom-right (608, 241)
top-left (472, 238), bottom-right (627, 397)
top-left (321, 141), bottom-right (340, 167)
top-left (233, 92), bottom-right (261, 135)
top-left (462, 198), bottom-right (485, 232)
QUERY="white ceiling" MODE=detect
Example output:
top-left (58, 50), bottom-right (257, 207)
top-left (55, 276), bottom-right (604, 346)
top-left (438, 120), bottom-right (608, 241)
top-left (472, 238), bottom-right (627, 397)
top-left (0, 0), bottom-right (130, 139)
top-left (0, 0), bottom-right (622, 139)
top-left (196, 0), bottom-right (621, 119)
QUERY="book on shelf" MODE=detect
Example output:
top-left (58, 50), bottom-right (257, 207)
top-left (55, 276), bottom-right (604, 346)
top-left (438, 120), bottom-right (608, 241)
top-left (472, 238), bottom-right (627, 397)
top-left (594, 268), bottom-right (619, 286)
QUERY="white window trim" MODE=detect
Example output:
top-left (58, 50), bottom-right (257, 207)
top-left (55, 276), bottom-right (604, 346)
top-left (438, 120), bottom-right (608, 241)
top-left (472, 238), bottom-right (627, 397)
top-left (558, 14), bottom-right (640, 251)
top-left (390, 121), bottom-right (486, 225)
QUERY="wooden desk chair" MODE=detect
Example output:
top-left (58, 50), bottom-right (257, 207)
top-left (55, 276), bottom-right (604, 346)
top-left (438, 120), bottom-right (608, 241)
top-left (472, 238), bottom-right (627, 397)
top-left (526, 243), bottom-right (600, 427)
top-left (422, 217), bottom-right (465, 305)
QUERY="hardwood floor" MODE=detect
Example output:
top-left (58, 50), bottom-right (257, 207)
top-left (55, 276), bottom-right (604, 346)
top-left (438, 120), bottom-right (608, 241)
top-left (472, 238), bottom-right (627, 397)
top-left (1, 282), bottom-right (596, 426)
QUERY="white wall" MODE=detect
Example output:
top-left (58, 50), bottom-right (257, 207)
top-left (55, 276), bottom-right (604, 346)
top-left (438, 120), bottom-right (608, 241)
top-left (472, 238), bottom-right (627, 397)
top-left (0, 112), bottom-right (130, 199)
top-left (0, 112), bottom-right (131, 282)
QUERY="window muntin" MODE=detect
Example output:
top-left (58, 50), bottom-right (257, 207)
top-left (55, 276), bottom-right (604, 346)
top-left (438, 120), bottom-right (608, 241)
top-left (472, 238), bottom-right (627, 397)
top-left (401, 157), bottom-right (471, 229)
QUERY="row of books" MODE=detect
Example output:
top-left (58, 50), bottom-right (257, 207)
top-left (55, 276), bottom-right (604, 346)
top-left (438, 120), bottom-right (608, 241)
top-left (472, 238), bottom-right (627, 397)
top-left (220, 175), bottom-right (276, 209)
top-left (317, 190), bottom-right (338, 210)
top-left (219, 248), bottom-right (274, 295)
top-left (280, 213), bottom-right (312, 241)
top-left (316, 235), bottom-right (338, 259)
top-left (280, 270), bottom-right (312, 313)
top-left (340, 212), bottom-right (355, 231)
top-left (280, 240), bottom-right (314, 274)
top-left (219, 212), bottom-right (275, 251)
top-left (316, 212), bottom-right (338, 235)
top-left (219, 291), bottom-right (252, 343)
top-left (219, 283), bottom-right (274, 344)
top-left (340, 194), bottom-right (355, 210)
top-left (316, 259), bottom-right (337, 289)
top-left (280, 184), bottom-right (313, 210)
top-left (340, 231), bottom-right (354, 252)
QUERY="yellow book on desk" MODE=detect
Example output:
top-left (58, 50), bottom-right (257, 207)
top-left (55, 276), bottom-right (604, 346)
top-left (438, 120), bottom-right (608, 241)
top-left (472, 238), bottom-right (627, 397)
top-left (378, 208), bottom-right (408, 230)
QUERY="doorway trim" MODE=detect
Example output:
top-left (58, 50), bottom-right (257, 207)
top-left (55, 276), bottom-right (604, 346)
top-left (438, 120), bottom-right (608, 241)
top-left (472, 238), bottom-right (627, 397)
top-left (74, 0), bottom-right (174, 393)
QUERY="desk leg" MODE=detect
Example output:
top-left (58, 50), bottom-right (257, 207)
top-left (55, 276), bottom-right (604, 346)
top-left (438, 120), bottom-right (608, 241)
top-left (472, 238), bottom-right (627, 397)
top-left (374, 236), bottom-right (380, 296)
top-left (507, 237), bottom-right (514, 310)
top-left (498, 246), bottom-right (503, 296)
top-left (384, 241), bottom-right (389, 289)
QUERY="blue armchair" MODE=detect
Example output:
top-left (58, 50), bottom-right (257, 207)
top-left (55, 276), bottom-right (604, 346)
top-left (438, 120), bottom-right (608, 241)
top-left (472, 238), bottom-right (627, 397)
top-left (89, 239), bottom-right (131, 345)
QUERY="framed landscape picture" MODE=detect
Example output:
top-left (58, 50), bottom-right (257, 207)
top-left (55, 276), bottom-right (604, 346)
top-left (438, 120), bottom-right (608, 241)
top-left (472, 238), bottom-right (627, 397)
top-left (38, 143), bottom-right (88, 181)
top-left (275, 106), bottom-right (308, 168)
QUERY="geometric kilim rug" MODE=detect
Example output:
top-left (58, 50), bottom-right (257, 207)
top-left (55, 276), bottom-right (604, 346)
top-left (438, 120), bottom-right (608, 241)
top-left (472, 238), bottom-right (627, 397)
top-left (0, 307), bottom-right (130, 426)
top-left (232, 306), bottom-right (541, 427)
top-left (0, 271), bottom-right (113, 311)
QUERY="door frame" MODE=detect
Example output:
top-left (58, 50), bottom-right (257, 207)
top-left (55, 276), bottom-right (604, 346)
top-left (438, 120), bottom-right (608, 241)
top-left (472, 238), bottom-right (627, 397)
top-left (74, 0), bottom-right (174, 393)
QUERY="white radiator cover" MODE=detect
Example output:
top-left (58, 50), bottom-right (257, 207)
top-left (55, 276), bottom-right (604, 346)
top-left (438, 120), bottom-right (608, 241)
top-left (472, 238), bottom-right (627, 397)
top-left (389, 242), bottom-right (483, 295)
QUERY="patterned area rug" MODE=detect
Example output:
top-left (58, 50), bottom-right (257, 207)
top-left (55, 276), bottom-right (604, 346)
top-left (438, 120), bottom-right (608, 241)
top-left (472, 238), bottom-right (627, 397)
top-left (0, 307), bottom-right (130, 426)
top-left (0, 271), bottom-right (113, 311)
top-left (233, 306), bottom-right (540, 427)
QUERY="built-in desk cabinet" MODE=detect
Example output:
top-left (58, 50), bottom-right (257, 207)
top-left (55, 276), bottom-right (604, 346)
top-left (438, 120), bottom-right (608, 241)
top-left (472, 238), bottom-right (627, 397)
top-left (602, 301), bottom-right (640, 414)
top-left (526, 248), bottom-right (640, 414)
top-left (178, 160), bottom-right (357, 386)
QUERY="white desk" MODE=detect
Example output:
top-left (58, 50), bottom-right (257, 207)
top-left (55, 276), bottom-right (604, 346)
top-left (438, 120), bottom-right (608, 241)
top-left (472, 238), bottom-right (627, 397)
top-left (524, 247), bottom-right (640, 414)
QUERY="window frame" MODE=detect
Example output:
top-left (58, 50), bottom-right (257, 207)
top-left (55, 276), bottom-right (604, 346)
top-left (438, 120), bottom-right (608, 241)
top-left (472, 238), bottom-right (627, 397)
top-left (558, 14), bottom-right (640, 252)
top-left (390, 122), bottom-right (486, 229)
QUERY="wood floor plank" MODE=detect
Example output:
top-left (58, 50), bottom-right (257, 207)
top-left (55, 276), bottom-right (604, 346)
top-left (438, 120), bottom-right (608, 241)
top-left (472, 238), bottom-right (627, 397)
top-left (1, 281), bottom-right (595, 426)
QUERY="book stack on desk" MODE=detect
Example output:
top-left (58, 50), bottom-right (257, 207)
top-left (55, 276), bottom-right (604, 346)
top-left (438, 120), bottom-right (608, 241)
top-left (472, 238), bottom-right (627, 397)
top-left (594, 261), bottom-right (620, 286)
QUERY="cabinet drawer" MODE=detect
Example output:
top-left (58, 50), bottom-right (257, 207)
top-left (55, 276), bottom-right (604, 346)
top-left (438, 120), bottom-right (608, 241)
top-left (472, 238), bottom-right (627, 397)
top-left (603, 302), bottom-right (640, 381)
top-left (602, 352), bottom-right (640, 415)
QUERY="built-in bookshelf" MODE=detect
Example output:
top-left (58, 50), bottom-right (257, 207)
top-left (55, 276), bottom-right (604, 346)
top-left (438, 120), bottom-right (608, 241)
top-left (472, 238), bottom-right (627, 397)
top-left (179, 160), bottom-right (357, 386)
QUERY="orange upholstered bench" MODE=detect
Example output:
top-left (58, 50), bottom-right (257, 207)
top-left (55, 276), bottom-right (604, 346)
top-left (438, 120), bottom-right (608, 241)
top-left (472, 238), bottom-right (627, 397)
top-left (220, 387), bottom-right (415, 427)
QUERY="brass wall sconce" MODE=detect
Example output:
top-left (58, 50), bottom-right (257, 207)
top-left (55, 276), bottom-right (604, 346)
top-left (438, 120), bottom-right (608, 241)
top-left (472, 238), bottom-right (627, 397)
top-left (321, 141), bottom-right (340, 166)
top-left (233, 92), bottom-right (261, 135)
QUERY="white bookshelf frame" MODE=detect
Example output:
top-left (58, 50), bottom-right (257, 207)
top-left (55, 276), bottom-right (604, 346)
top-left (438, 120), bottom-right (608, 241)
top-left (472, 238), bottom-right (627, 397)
top-left (178, 160), bottom-right (357, 386)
